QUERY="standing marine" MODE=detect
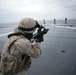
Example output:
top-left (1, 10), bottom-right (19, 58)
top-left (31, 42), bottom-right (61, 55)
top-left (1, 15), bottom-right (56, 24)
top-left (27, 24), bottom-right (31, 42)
top-left (0, 18), bottom-right (49, 75)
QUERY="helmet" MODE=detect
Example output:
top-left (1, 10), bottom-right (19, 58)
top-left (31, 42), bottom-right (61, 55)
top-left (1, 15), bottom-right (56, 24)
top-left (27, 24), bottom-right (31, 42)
top-left (18, 18), bottom-right (37, 33)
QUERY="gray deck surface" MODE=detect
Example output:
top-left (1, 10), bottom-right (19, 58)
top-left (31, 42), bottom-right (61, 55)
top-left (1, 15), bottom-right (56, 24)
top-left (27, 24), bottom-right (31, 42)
top-left (0, 25), bottom-right (76, 75)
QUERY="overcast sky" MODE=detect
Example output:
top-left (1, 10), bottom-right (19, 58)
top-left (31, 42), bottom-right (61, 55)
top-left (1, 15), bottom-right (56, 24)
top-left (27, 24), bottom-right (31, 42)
top-left (0, 0), bottom-right (76, 23)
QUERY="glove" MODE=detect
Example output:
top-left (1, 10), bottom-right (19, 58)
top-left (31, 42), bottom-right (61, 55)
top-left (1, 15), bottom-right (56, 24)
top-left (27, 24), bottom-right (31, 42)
top-left (42, 28), bottom-right (49, 34)
top-left (35, 27), bottom-right (49, 42)
top-left (36, 29), bottom-right (44, 42)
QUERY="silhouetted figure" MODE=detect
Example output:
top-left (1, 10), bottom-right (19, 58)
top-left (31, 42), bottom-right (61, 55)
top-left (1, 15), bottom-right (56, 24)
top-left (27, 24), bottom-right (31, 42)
top-left (43, 19), bottom-right (45, 24)
top-left (65, 18), bottom-right (67, 24)
top-left (54, 18), bottom-right (56, 24)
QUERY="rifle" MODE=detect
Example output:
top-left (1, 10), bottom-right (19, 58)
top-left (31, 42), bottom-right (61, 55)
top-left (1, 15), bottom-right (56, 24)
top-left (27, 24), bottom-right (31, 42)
top-left (31, 25), bottom-right (49, 43)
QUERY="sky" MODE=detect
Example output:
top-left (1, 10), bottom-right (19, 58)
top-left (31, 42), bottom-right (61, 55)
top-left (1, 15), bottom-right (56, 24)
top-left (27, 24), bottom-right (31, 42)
top-left (0, 0), bottom-right (76, 23)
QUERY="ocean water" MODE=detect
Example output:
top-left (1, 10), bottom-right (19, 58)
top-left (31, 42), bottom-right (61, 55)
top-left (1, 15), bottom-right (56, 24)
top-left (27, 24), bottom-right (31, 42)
top-left (0, 19), bottom-right (76, 28)
top-left (0, 22), bottom-right (18, 28)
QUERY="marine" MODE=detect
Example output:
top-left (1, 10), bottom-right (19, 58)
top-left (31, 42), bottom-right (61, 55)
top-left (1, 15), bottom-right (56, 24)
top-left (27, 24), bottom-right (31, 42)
top-left (0, 18), bottom-right (49, 75)
top-left (0, 18), bottom-right (41, 75)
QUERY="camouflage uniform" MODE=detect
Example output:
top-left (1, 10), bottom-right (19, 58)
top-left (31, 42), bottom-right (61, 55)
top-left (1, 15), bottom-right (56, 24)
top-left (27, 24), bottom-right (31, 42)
top-left (0, 18), bottom-right (41, 75)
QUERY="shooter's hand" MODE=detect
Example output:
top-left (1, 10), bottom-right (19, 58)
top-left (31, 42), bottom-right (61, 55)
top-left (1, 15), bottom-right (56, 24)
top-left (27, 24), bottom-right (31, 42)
top-left (42, 28), bottom-right (49, 34)
top-left (36, 29), bottom-right (44, 42)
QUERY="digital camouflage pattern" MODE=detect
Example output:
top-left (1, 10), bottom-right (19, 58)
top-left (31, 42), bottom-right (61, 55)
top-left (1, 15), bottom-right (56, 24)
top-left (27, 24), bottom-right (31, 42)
top-left (0, 18), bottom-right (41, 75)
top-left (0, 33), bottom-right (41, 75)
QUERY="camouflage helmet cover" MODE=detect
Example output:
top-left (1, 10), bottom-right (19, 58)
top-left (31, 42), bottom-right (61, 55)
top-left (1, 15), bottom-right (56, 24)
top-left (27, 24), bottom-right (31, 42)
top-left (18, 18), bottom-right (37, 33)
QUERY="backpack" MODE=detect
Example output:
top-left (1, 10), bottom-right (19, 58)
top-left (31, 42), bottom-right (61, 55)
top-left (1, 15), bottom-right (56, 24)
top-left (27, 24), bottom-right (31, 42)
top-left (0, 38), bottom-right (31, 74)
